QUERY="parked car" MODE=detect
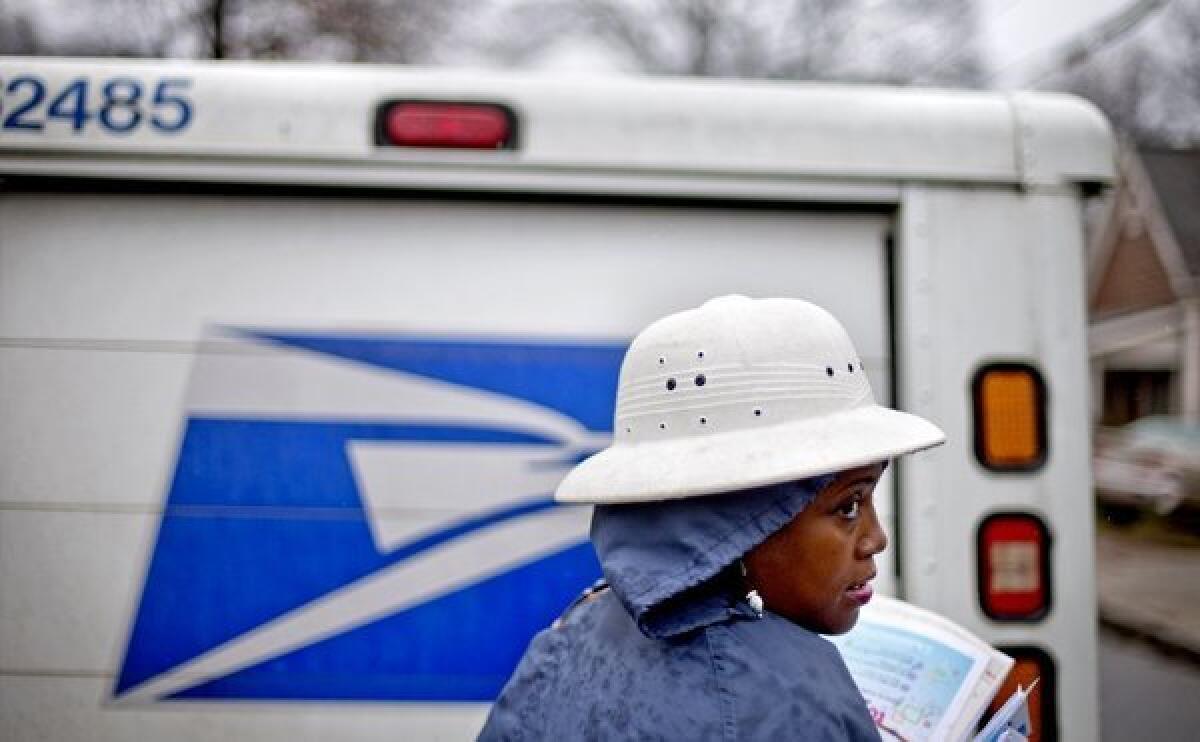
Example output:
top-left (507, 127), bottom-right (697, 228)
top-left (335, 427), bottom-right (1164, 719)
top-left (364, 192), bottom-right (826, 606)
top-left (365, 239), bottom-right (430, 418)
top-left (1094, 416), bottom-right (1200, 515)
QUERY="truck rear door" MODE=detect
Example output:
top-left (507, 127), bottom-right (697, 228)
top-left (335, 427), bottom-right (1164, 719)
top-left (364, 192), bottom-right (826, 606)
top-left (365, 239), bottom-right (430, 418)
top-left (1, 187), bottom-right (897, 737)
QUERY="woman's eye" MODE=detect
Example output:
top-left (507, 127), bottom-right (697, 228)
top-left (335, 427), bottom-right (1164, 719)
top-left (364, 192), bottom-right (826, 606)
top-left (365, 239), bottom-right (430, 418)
top-left (838, 498), bottom-right (861, 519)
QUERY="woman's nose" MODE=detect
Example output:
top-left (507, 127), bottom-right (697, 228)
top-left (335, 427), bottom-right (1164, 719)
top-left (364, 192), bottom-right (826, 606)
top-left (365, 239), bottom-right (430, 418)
top-left (857, 504), bottom-right (888, 557)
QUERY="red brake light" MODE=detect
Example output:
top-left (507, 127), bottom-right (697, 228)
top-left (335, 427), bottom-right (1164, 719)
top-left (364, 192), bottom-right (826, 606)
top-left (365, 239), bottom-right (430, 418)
top-left (977, 512), bottom-right (1051, 621)
top-left (378, 101), bottom-right (516, 150)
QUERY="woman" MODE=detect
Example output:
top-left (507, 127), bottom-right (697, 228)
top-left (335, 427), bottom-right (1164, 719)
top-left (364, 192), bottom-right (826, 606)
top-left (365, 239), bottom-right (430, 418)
top-left (479, 296), bottom-right (945, 740)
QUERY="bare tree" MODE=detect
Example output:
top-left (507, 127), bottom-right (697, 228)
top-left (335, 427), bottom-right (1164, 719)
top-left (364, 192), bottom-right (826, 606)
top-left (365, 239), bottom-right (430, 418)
top-left (0, 0), bottom-right (42, 55)
top-left (480, 0), bottom-right (985, 85)
top-left (1047, 0), bottom-right (1200, 146)
top-left (0, 0), bottom-right (200, 57)
top-left (869, 0), bottom-right (986, 86)
top-left (1156, 0), bottom-right (1200, 144)
top-left (0, 1), bottom-right (50, 55)
top-left (1051, 43), bottom-right (1162, 144)
top-left (220, 0), bottom-right (468, 62)
top-left (0, 0), bottom-right (468, 63)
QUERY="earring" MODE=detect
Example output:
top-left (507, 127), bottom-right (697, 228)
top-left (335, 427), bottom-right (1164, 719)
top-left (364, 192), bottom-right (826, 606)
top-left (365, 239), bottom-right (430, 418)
top-left (739, 559), bottom-right (765, 617)
top-left (746, 590), bottom-right (765, 617)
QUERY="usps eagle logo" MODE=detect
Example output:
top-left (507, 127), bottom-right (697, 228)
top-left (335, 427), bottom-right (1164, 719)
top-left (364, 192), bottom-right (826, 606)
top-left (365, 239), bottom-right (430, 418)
top-left (114, 328), bottom-right (624, 702)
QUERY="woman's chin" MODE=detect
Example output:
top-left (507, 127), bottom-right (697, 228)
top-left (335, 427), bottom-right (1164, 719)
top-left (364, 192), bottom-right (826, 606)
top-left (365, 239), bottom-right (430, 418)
top-left (821, 605), bottom-right (862, 635)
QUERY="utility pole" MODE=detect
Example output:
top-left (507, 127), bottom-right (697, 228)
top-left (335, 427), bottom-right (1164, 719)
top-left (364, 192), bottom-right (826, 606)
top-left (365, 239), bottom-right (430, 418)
top-left (1021, 0), bottom-right (1169, 85)
top-left (209, 0), bottom-right (227, 59)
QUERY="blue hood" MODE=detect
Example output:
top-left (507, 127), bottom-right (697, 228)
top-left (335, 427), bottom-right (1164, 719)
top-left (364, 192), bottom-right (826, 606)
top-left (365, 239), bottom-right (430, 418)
top-left (481, 471), bottom-right (885, 741)
top-left (590, 475), bottom-right (833, 639)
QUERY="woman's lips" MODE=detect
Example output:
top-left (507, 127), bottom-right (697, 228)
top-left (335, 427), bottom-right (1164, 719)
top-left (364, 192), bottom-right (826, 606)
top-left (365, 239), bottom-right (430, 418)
top-left (846, 580), bottom-right (874, 606)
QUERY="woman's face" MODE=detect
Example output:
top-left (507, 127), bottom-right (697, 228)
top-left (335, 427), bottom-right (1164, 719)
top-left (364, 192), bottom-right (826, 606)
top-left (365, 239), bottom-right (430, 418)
top-left (743, 463), bottom-right (888, 635)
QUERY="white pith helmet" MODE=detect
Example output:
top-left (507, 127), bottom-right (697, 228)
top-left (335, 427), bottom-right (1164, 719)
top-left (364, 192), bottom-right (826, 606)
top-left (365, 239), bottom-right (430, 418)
top-left (556, 295), bottom-right (945, 504)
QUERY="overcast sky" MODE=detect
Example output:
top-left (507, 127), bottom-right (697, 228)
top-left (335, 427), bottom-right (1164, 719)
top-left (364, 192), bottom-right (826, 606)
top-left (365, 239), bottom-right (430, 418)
top-left (6, 0), bottom-right (1164, 87)
top-left (978, 0), bottom-right (1150, 86)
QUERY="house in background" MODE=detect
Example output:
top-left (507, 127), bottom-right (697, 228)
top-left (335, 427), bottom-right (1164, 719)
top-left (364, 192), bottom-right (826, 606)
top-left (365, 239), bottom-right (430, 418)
top-left (1088, 146), bottom-right (1200, 426)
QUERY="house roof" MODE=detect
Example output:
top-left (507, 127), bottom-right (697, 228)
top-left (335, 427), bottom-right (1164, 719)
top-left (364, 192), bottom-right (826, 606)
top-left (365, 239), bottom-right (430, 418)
top-left (1140, 147), bottom-right (1200, 277)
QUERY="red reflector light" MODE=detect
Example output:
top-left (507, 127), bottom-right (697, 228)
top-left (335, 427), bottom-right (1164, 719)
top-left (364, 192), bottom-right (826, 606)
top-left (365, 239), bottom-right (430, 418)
top-left (987, 646), bottom-right (1058, 742)
top-left (977, 513), bottom-right (1051, 621)
top-left (379, 101), bottom-right (515, 150)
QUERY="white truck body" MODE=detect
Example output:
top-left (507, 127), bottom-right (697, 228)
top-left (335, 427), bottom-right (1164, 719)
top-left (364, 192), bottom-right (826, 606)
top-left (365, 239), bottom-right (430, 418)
top-left (0, 57), bottom-right (1112, 740)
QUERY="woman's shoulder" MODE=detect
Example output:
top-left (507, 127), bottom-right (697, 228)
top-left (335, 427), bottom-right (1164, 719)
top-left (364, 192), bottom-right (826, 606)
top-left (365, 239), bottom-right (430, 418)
top-left (480, 588), bottom-right (722, 740)
top-left (482, 591), bottom-right (880, 741)
top-left (709, 614), bottom-right (882, 740)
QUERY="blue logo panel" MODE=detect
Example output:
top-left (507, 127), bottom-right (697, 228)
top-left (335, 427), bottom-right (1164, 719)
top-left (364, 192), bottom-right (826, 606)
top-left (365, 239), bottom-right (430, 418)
top-left (116, 331), bottom-right (626, 702)
top-left (172, 542), bottom-right (599, 701)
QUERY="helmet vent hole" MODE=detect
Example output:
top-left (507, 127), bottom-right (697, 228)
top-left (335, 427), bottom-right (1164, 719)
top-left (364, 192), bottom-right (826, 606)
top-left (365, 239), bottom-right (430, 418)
top-left (659, 422), bottom-right (667, 430)
top-left (826, 366), bottom-right (834, 377)
top-left (694, 373), bottom-right (706, 387)
top-left (699, 417), bottom-right (708, 425)
top-left (697, 351), bottom-right (705, 359)
top-left (753, 408), bottom-right (762, 417)
top-left (666, 378), bottom-right (677, 391)
top-left (658, 357), bottom-right (665, 365)
top-left (848, 363), bottom-right (854, 373)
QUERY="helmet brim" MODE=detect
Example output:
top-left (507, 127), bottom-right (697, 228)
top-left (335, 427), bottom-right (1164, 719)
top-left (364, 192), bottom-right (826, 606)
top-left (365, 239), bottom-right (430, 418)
top-left (555, 404), bottom-right (945, 504)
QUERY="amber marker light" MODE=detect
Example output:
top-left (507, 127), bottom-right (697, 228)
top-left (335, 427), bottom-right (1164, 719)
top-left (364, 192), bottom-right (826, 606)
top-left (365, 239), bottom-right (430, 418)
top-left (972, 363), bottom-right (1047, 471)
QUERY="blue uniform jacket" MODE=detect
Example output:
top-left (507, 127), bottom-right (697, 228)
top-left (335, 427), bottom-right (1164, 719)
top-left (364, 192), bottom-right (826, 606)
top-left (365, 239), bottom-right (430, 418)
top-left (479, 477), bottom-right (881, 741)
